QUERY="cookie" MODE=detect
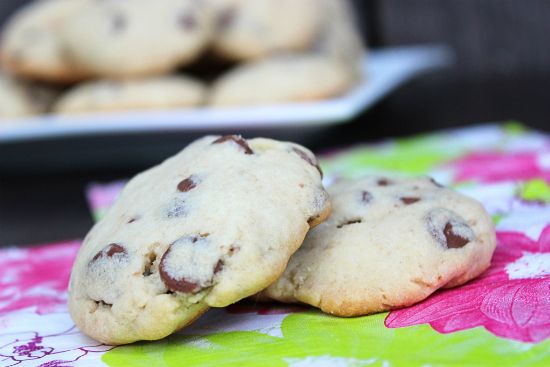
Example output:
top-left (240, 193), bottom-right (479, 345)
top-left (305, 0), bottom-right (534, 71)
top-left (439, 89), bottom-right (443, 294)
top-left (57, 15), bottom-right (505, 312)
top-left (212, 0), bottom-right (323, 61)
top-left (53, 76), bottom-right (206, 114)
top-left (209, 55), bottom-right (356, 106)
top-left (68, 135), bottom-right (330, 344)
top-left (261, 176), bottom-right (496, 317)
top-left (312, 0), bottom-right (364, 73)
top-left (61, 0), bottom-right (214, 78)
top-left (0, 72), bottom-right (58, 119)
top-left (0, 0), bottom-right (91, 83)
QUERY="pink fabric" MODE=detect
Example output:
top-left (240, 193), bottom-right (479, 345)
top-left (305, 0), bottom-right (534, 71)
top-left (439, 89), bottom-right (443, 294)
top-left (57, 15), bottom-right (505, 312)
top-left (385, 226), bottom-right (550, 343)
top-left (451, 151), bottom-right (550, 183)
top-left (0, 241), bottom-right (80, 315)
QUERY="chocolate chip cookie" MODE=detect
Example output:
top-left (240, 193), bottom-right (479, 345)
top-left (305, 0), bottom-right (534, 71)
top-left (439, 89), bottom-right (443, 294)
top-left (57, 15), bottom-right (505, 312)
top-left (61, 0), bottom-right (215, 78)
top-left (0, 72), bottom-right (58, 119)
top-left (209, 54), bottom-right (355, 106)
top-left (212, 0), bottom-right (323, 61)
top-left (312, 0), bottom-right (364, 73)
top-left (0, 0), bottom-right (92, 83)
top-left (68, 135), bottom-right (330, 344)
top-left (54, 75), bottom-right (206, 114)
top-left (261, 176), bottom-right (496, 317)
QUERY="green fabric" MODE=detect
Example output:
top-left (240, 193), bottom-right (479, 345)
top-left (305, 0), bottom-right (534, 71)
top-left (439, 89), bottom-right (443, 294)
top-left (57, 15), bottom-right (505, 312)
top-left (103, 312), bottom-right (550, 367)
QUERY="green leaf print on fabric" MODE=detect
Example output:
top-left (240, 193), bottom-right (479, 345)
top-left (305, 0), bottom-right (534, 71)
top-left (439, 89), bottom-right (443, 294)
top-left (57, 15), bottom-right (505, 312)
top-left (520, 179), bottom-right (550, 203)
top-left (102, 312), bottom-right (550, 367)
top-left (320, 135), bottom-right (459, 179)
top-left (503, 121), bottom-right (527, 135)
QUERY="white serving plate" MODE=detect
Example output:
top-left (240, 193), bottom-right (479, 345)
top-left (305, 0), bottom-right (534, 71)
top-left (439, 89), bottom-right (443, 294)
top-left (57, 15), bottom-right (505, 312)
top-left (0, 46), bottom-right (452, 144)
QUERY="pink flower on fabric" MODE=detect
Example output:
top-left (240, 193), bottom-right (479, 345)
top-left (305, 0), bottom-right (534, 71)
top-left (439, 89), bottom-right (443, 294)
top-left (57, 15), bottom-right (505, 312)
top-left (0, 241), bottom-right (80, 314)
top-left (385, 225), bottom-right (550, 343)
top-left (451, 151), bottom-right (550, 183)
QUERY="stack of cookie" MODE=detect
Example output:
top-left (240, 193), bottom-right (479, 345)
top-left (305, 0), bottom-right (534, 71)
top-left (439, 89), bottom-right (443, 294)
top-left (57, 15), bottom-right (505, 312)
top-left (68, 135), bottom-right (497, 345)
top-left (0, 0), bottom-right (364, 119)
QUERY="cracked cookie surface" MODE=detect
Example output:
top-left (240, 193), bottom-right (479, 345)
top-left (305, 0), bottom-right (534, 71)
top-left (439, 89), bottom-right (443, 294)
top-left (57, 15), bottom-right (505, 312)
top-left (261, 176), bottom-right (496, 317)
top-left (68, 135), bottom-right (330, 344)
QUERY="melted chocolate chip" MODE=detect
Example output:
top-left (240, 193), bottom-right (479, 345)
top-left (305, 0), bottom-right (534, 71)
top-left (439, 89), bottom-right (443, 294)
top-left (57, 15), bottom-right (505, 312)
top-left (217, 7), bottom-right (236, 30)
top-left (212, 135), bottom-right (253, 154)
top-left (377, 178), bottom-right (391, 186)
top-left (337, 219), bottom-right (362, 228)
top-left (159, 245), bottom-right (201, 293)
top-left (178, 12), bottom-right (196, 30)
top-left (106, 244), bottom-right (125, 257)
top-left (292, 147), bottom-right (323, 177)
top-left (92, 243), bottom-right (126, 262)
top-left (142, 251), bottom-right (157, 277)
top-left (361, 190), bottom-right (373, 203)
top-left (443, 222), bottom-right (470, 248)
top-left (94, 300), bottom-right (113, 308)
top-left (160, 270), bottom-right (201, 293)
top-left (159, 235), bottom-right (214, 293)
top-left (177, 176), bottom-right (197, 192)
top-left (400, 197), bottom-right (421, 205)
top-left (214, 260), bottom-right (224, 274)
top-left (127, 216), bottom-right (140, 224)
top-left (430, 177), bottom-right (444, 188)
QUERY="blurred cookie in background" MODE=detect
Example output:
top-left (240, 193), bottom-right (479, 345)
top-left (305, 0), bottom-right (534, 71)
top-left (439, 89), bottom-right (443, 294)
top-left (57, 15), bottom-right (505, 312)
top-left (0, 72), bottom-right (58, 119)
top-left (210, 0), bottom-right (365, 107)
top-left (209, 55), bottom-right (355, 106)
top-left (0, 0), bottom-right (92, 83)
top-left (53, 75), bottom-right (206, 114)
top-left (313, 0), bottom-right (364, 74)
top-left (61, 0), bottom-right (215, 79)
top-left (211, 0), bottom-right (323, 61)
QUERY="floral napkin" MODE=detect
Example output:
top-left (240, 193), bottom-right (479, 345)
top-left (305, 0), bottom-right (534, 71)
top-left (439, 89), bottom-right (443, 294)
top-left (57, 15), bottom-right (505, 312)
top-left (1, 123), bottom-right (549, 366)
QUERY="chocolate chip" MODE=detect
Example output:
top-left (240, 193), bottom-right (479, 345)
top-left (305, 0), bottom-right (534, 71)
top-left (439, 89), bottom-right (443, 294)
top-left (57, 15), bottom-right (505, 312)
top-left (178, 12), bottom-right (196, 30)
top-left (142, 251), bottom-right (157, 277)
top-left (217, 7), bottom-right (236, 30)
top-left (377, 178), bottom-right (391, 186)
top-left (92, 243), bottom-right (126, 262)
top-left (94, 300), bottom-right (113, 308)
top-left (426, 209), bottom-right (474, 250)
top-left (337, 218), bottom-right (362, 228)
top-left (128, 216), bottom-right (140, 224)
top-left (292, 147), bottom-right (323, 177)
top-left (106, 244), bottom-right (125, 257)
top-left (214, 260), bottom-right (224, 274)
top-left (361, 190), bottom-right (373, 203)
top-left (400, 197), bottom-right (420, 205)
top-left (430, 177), bottom-right (444, 188)
top-left (443, 222), bottom-right (470, 248)
top-left (177, 176), bottom-right (197, 192)
top-left (159, 245), bottom-right (201, 293)
top-left (111, 12), bottom-right (126, 33)
top-left (159, 269), bottom-right (201, 293)
top-left (212, 135), bottom-right (253, 154)
top-left (159, 234), bottom-right (214, 293)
